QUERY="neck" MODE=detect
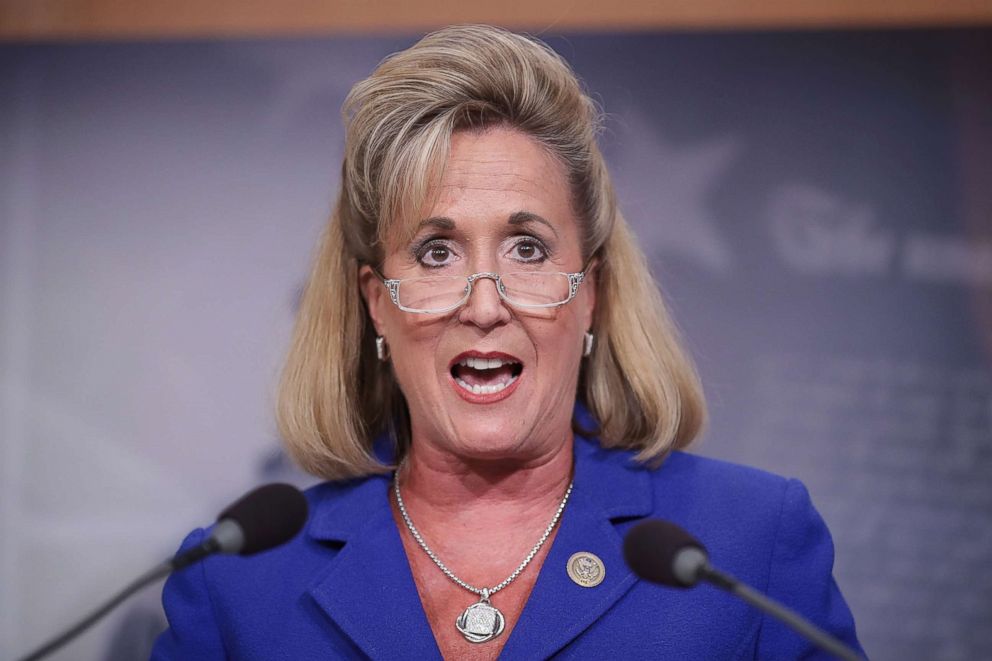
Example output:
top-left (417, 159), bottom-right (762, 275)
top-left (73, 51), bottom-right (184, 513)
top-left (398, 436), bottom-right (574, 519)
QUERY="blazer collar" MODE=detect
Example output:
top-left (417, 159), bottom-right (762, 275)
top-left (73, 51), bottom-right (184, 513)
top-left (306, 475), bottom-right (443, 659)
top-left (305, 434), bottom-right (654, 659)
top-left (500, 435), bottom-right (653, 658)
top-left (306, 473), bottom-right (392, 543)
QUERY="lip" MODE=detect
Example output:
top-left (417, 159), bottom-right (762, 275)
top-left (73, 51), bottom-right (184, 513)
top-left (447, 350), bottom-right (524, 404)
top-left (447, 350), bottom-right (523, 369)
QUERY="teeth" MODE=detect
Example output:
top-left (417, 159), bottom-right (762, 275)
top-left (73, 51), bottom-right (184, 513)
top-left (458, 356), bottom-right (512, 370)
top-left (455, 374), bottom-right (518, 396)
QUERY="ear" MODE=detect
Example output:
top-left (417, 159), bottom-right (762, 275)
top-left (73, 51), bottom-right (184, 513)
top-left (359, 264), bottom-right (387, 336)
top-left (580, 258), bottom-right (598, 332)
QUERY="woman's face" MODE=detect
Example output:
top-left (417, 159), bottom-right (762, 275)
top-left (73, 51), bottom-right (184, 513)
top-left (361, 127), bottom-right (595, 465)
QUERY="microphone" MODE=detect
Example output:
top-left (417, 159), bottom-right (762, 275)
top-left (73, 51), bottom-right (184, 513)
top-left (17, 483), bottom-right (308, 661)
top-left (624, 519), bottom-right (712, 588)
top-left (172, 482), bottom-right (309, 570)
top-left (623, 519), bottom-right (863, 661)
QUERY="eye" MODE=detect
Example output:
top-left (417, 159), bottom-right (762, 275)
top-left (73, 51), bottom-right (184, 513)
top-left (417, 241), bottom-right (458, 268)
top-left (508, 237), bottom-right (548, 263)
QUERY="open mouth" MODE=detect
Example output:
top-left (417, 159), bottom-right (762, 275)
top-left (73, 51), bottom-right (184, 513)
top-left (450, 354), bottom-right (524, 396)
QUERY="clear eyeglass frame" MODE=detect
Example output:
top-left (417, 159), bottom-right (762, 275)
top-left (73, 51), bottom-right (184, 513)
top-left (375, 269), bottom-right (588, 315)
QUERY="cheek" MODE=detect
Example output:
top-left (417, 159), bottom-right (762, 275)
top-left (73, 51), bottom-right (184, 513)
top-left (382, 316), bottom-right (444, 388)
top-left (575, 285), bottom-right (595, 331)
top-left (533, 312), bottom-right (585, 370)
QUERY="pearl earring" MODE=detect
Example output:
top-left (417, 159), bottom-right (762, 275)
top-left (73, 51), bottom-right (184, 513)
top-left (583, 332), bottom-right (594, 357)
top-left (376, 336), bottom-right (389, 361)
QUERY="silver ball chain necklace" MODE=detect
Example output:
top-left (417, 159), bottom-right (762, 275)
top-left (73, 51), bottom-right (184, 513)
top-left (393, 474), bottom-right (574, 644)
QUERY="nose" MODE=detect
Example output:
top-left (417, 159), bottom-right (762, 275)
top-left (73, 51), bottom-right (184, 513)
top-left (458, 274), bottom-right (511, 328)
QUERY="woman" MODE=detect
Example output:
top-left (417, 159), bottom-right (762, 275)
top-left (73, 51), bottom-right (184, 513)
top-left (153, 25), bottom-right (862, 659)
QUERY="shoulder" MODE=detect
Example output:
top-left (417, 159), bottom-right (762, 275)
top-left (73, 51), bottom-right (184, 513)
top-left (653, 448), bottom-right (789, 488)
top-left (648, 451), bottom-right (824, 582)
top-left (185, 474), bottom-right (387, 584)
top-left (578, 436), bottom-right (824, 586)
top-left (575, 439), bottom-right (863, 657)
top-left (650, 449), bottom-right (798, 524)
top-left (581, 434), bottom-right (797, 530)
top-left (185, 474), bottom-right (389, 594)
top-left (645, 451), bottom-right (862, 656)
top-left (153, 473), bottom-right (392, 659)
top-left (649, 449), bottom-right (818, 561)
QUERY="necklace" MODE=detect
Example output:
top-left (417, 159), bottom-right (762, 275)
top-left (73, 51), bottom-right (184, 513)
top-left (393, 474), bottom-right (573, 644)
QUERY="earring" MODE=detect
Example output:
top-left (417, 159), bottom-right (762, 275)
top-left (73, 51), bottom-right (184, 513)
top-left (376, 336), bottom-right (389, 361)
top-left (583, 331), bottom-right (594, 357)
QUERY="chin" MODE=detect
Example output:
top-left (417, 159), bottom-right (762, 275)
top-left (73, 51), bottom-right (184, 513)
top-left (444, 417), bottom-right (539, 463)
top-left (456, 427), bottom-right (523, 457)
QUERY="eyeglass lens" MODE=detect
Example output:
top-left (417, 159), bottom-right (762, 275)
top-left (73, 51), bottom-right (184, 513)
top-left (397, 272), bottom-right (572, 312)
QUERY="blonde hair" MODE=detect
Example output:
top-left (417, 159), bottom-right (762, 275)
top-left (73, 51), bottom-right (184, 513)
top-left (278, 25), bottom-right (706, 479)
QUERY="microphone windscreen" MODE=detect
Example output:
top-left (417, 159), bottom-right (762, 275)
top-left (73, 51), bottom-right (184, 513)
top-left (217, 483), bottom-right (308, 555)
top-left (624, 519), bottom-right (707, 587)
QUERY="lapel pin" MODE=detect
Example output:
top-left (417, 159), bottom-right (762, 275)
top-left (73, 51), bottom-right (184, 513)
top-left (567, 551), bottom-right (605, 588)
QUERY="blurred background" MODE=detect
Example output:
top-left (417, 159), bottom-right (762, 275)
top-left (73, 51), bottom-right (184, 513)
top-left (1, 2), bottom-right (990, 660)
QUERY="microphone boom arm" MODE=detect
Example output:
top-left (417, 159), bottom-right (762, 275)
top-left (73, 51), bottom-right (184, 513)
top-left (17, 561), bottom-right (173, 661)
top-left (697, 564), bottom-right (863, 661)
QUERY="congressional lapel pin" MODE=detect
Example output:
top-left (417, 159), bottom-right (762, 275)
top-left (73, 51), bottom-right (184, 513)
top-left (567, 551), bottom-right (605, 588)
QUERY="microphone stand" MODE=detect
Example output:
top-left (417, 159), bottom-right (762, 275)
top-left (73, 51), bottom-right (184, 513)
top-left (700, 565), bottom-right (863, 661)
top-left (16, 483), bottom-right (306, 661)
top-left (16, 537), bottom-right (221, 661)
top-left (17, 562), bottom-right (172, 661)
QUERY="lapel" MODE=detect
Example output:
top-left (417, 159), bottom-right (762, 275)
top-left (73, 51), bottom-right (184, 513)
top-left (304, 434), bottom-right (653, 661)
top-left (500, 435), bottom-right (654, 659)
top-left (306, 475), bottom-right (442, 660)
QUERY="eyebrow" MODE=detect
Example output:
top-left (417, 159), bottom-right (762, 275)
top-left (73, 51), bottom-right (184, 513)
top-left (508, 211), bottom-right (559, 239)
top-left (412, 212), bottom-right (560, 238)
top-left (414, 216), bottom-right (457, 233)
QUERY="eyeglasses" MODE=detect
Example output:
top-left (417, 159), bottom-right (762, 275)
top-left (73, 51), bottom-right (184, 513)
top-left (376, 270), bottom-right (587, 314)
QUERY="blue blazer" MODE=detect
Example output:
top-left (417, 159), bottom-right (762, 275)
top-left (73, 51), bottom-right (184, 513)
top-left (152, 435), bottom-right (863, 659)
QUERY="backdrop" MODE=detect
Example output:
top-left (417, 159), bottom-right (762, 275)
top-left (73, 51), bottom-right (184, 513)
top-left (2, 28), bottom-right (990, 661)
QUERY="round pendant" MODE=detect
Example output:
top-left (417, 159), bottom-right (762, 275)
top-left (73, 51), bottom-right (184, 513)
top-left (456, 599), bottom-right (506, 643)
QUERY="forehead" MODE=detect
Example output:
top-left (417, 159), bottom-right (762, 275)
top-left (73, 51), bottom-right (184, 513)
top-left (389, 127), bottom-right (577, 246)
top-left (439, 128), bottom-right (569, 205)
